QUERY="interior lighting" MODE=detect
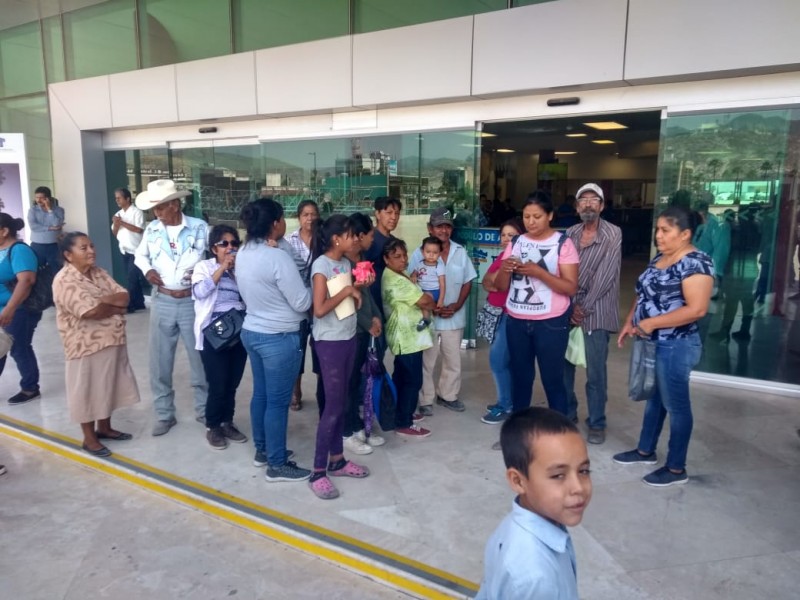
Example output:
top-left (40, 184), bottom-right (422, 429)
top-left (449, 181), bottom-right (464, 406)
top-left (591, 139), bottom-right (616, 145)
top-left (554, 151), bottom-right (577, 155)
top-left (565, 133), bottom-right (587, 137)
top-left (478, 132), bottom-right (497, 138)
top-left (496, 148), bottom-right (515, 153)
top-left (583, 121), bottom-right (628, 130)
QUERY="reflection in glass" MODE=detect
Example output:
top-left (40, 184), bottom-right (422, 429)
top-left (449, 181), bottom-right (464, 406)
top-left (656, 109), bottom-right (800, 384)
top-left (0, 22), bottom-right (46, 98)
top-left (42, 16), bottom-right (66, 84)
top-left (0, 94), bottom-right (53, 191)
top-left (139, 0), bottom-right (231, 68)
top-left (354, 0), bottom-right (506, 33)
top-left (233, 0), bottom-right (349, 52)
top-left (63, 0), bottom-right (137, 79)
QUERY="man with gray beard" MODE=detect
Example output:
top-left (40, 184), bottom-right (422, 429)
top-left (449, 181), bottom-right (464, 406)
top-left (563, 184), bottom-right (622, 445)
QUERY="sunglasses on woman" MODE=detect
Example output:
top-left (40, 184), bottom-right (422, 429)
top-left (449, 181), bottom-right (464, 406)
top-left (214, 240), bottom-right (241, 248)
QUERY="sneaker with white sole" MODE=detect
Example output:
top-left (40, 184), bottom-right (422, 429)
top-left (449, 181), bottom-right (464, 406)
top-left (481, 407), bottom-right (510, 425)
top-left (354, 429), bottom-right (385, 447)
top-left (642, 466), bottom-right (688, 487)
top-left (613, 449), bottom-right (657, 465)
top-left (254, 449), bottom-right (293, 467)
top-left (343, 434), bottom-right (373, 455)
top-left (265, 461), bottom-right (311, 482)
top-left (395, 424), bottom-right (431, 438)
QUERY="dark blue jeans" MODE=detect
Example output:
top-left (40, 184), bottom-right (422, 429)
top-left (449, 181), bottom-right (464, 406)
top-left (507, 312), bottom-right (570, 415)
top-left (637, 334), bottom-right (702, 471)
top-left (0, 306), bottom-right (42, 391)
top-left (30, 242), bottom-right (60, 272)
top-left (392, 351), bottom-right (423, 429)
top-left (121, 252), bottom-right (146, 310)
top-left (565, 329), bottom-right (610, 430)
top-left (241, 329), bottom-right (302, 468)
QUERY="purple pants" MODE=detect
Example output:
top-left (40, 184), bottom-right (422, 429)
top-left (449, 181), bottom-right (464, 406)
top-left (313, 337), bottom-right (356, 470)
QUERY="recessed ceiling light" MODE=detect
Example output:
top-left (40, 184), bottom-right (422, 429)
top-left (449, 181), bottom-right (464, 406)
top-left (478, 132), bottom-right (497, 138)
top-left (583, 121), bottom-right (628, 130)
top-left (565, 133), bottom-right (587, 138)
top-left (496, 148), bottom-right (515, 153)
top-left (555, 151), bottom-right (577, 155)
top-left (592, 139), bottom-right (616, 145)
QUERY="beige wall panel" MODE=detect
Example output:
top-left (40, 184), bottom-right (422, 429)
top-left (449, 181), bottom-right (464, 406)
top-left (472, 0), bottom-right (627, 96)
top-left (626, 0), bottom-right (800, 81)
top-left (353, 17), bottom-right (473, 106)
top-left (255, 37), bottom-right (352, 115)
top-left (49, 75), bottom-right (112, 130)
top-left (176, 53), bottom-right (257, 121)
top-left (109, 65), bottom-right (178, 127)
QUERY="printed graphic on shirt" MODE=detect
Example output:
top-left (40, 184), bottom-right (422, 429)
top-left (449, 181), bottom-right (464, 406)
top-left (506, 236), bottom-right (561, 316)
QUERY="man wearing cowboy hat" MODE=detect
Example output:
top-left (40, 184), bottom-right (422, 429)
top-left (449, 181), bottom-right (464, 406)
top-left (134, 179), bottom-right (209, 436)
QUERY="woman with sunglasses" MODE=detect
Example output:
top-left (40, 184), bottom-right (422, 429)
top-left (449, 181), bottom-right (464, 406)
top-left (191, 224), bottom-right (248, 450)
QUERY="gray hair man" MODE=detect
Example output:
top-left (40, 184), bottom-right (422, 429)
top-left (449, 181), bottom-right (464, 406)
top-left (564, 184), bottom-right (621, 444)
top-left (134, 180), bottom-right (209, 436)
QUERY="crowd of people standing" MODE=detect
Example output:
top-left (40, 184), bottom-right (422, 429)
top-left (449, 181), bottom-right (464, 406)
top-left (0, 179), bottom-right (714, 498)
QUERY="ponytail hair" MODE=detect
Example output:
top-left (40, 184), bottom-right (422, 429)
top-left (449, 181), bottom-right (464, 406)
top-left (0, 212), bottom-right (25, 236)
top-left (312, 214), bottom-right (353, 261)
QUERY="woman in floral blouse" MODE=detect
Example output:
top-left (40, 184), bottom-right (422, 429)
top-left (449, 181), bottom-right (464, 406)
top-left (53, 232), bottom-right (140, 457)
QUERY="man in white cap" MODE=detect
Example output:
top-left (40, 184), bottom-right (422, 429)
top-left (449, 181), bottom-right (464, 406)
top-left (412, 207), bottom-right (477, 415)
top-left (134, 180), bottom-right (208, 436)
top-left (563, 183), bottom-right (621, 445)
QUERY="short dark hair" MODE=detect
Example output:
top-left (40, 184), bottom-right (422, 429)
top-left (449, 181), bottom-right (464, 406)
top-left (500, 407), bottom-right (579, 474)
top-left (383, 237), bottom-right (407, 258)
top-left (296, 199), bottom-right (319, 218)
top-left (420, 236), bottom-right (442, 251)
top-left (522, 190), bottom-right (554, 214)
top-left (208, 224), bottom-right (240, 248)
top-left (374, 196), bottom-right (402, 212)
top-left (349, 212), bottom-right (373, 237)
top-left (500, 218), bottom-right (524, 235)
top-left (34, 186), bottom-right (52, 198)
top-left (659, 205), bottom-right (699, 235)
top-left (114, 187), bottom-right (132, 201)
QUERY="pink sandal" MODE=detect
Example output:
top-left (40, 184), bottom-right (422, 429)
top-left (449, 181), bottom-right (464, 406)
top-left (329, 460), bottom-right (370, 479)
top-left (309, 475), bottom-right (339, 500)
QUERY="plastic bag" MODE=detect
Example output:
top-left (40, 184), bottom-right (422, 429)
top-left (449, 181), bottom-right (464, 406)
top-left (565, 327), bottom-right (586, 368)
top-left (372, 372), bottom-right (397, 432)
top-left (628, 337), bottom-right (657, 401)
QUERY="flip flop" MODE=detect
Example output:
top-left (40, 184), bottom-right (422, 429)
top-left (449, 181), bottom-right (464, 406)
top-left (82, 443), bottom-right (112, 457)
top-left (96, 431), bottom-right (133, 441)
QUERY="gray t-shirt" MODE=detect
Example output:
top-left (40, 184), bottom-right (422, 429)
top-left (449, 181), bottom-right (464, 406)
top-left (236, 241), bottom-right (311, 334)
top-left (311, 254), bottom-right (357, 341)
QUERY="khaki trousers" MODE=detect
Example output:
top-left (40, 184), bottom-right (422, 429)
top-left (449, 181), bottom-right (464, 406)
top-left (419, 328), bottom-right (464, 406)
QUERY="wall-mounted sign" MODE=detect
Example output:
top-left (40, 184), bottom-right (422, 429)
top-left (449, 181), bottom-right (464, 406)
top-left (0, 133), bottom-right (30, 240)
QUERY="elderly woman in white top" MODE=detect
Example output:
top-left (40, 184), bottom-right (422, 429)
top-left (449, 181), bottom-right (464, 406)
top-left (192, 224), bottom-right (248, 450)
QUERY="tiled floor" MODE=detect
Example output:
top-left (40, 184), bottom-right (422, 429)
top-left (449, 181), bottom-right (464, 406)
top-left (2, 272), bottom-right (800, 598)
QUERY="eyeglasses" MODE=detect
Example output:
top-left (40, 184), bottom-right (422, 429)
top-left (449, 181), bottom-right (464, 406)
top-left (577, 197), bottom-right (602, 205)
top-left (214, 240), bottom-right (241, 248)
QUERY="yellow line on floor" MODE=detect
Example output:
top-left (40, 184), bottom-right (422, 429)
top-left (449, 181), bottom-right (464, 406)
top-left (0, 416), bottom-right (478, 599)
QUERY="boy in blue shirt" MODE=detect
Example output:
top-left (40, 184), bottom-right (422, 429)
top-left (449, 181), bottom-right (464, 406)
top-left (477, 407), bottom-right (592, 600)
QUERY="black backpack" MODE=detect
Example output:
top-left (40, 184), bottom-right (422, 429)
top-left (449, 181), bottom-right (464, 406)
top-left (5, 242), bottom-right (55, 313)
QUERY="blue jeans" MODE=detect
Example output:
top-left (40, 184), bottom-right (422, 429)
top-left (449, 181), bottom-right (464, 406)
top-left (121, 252), bottom-right (146, 310)
top-left (30, 242), bottom-right (60, 272)
top-left (148, 292), bottom-right (207, 420)
top-left (489, 313), bottom-right (512, 412)
top-left (565, 329), bottom-right (610, 430)
top-left (507, 312), bottom-right (570, 415)
top-left (637, 334), bottom-right (702, 471)
top-left (242, 329), bottom-right (302, 468)
top-left (0, 306), bottom-right (42, 390)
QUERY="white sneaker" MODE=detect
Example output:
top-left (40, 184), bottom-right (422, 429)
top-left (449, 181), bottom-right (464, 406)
top-left (343, 434), bottom-right (373, 455)
top-left (354, 429), bottom-right (386, 447)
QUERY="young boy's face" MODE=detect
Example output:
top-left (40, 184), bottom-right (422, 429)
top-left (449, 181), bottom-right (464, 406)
top-left (422, 243), bottom-right (440, 265)
top-left (507, 432), bottom-right (592, 528)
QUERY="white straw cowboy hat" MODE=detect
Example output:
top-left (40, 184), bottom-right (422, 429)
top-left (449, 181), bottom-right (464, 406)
top-left (135, 179), bottom-right (191, 211)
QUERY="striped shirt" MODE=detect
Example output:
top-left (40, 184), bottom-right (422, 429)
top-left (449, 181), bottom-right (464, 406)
top-left (566, 219), bottom-right (622, 333)
top-left (286, 229), bottom-right (313, 287)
